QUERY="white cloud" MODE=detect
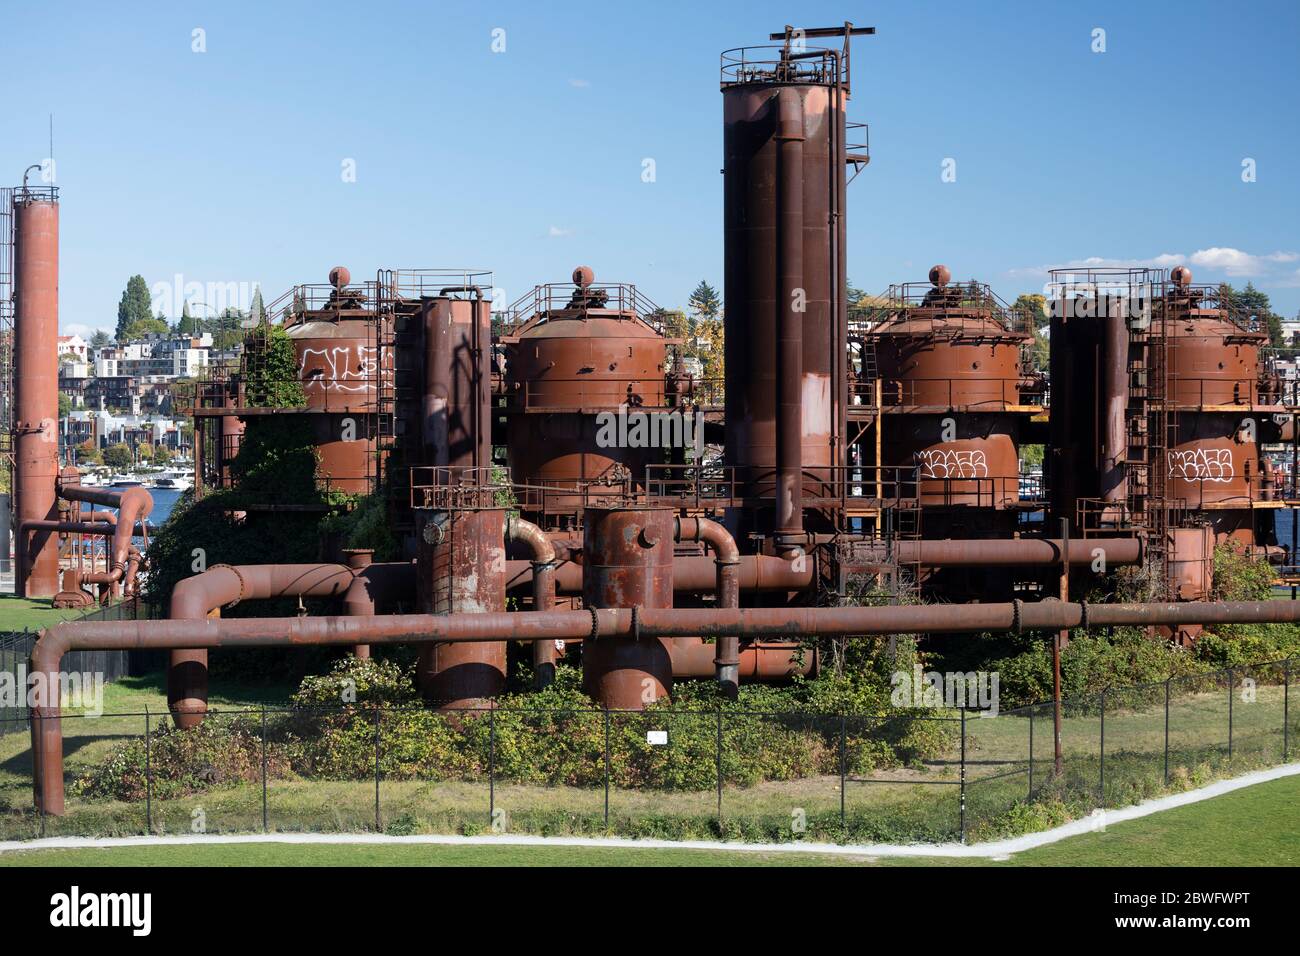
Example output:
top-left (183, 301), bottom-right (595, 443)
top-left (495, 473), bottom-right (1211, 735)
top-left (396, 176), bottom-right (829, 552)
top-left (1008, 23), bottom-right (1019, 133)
top-left (547, 225), bottom-right (573, 238)
top-left (1009, 247), bottom-right (1299, 284)
top-left (568, 78), bottom-right (590, 88)
top-left (61, 323), bottom-right (106, 339)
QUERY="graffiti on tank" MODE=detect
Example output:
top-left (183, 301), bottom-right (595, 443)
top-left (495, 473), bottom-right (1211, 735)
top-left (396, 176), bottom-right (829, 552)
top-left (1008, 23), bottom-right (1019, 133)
top-left (917, 449), bottom-right (988, 479)
top-left (300, 345), bottom-right (381, 393)
top-left (1167, 448), bottom-right (1234, 483)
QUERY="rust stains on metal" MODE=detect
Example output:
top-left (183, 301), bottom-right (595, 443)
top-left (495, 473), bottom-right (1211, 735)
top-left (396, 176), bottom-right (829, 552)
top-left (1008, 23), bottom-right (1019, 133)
top-left (581, 507), bottom-right (675, 709)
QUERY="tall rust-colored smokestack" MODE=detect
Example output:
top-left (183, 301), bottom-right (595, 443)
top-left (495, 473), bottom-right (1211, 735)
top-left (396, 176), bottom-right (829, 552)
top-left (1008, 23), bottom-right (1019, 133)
top-left (12, 183), bottom-right (60, 597)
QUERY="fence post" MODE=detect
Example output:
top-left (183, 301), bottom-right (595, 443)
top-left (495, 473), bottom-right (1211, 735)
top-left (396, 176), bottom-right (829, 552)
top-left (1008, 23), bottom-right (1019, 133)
top-left (715, 708), bottom-right (723, 829)
top-left (1099, 689), bottom-right (1106, 805)
top-left (839, 712), bottom-right (847, 833)
top-left (958, 707), bottom-right (967, 844)
top-left (488, 705), bottom-right (497, 828)
top-left (1227, 667), bottom-right (1234, 761)
top-left (1285, 659), bottom-right (1291, 762)
top-left (260, 704), bottom-right (268, 833)
top-left (1028, 706), bottom-right (1034, 799)
top-left (372, 706), bottom-right (380, 833)
top-left (603, 708), bottom-right (611, 829)
top-left (144, 706), bottom-right (152, 834)
top-left (1164, 678), bottom-right (1171, 786)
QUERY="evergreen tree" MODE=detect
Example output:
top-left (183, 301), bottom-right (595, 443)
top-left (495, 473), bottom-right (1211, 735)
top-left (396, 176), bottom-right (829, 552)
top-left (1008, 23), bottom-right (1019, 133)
top-left (115, 275), bottom-right (154, 341)
top-left (177, 302), bottom-right (200, 336)
top-left (89, 330), bottom-right (111, 348)
top-left (249, 285), bottom-right (266, 326)
top-left (688, 280), bottom-right (721, 322)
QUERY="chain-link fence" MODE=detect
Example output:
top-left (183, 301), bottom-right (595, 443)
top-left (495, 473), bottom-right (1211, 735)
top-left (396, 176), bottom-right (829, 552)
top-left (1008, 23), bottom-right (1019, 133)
top-left (1, 656), bottom-right (1294, 844)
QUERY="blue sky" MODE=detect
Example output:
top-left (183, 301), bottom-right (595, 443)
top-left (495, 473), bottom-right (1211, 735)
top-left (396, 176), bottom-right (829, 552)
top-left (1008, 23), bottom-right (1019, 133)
top-left (3, 0), bottom-right (1297, 338)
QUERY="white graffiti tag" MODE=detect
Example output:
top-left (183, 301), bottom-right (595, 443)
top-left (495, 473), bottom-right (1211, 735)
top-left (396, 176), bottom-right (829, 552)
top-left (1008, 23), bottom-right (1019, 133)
top-left (917, 449), bottom-right (988, 479)
top-left (299, 345), bottom-right (382, 394)
top-left (1167, 448), bottom-right (1233, 483)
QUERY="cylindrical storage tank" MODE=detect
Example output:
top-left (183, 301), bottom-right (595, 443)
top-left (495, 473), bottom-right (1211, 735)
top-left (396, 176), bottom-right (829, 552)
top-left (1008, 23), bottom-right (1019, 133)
top-left (872, 279), bottom-right (1029, 513)
top-left (285, 316), bottom-right (379, 493)
top-left (1166, 313), bottom-right (1262, 409)
top-left (422, 295), bottom-right (492, 470)
top-left (722, 71), bottom-right (843, 507)
top-left (288, 316), bottom-right (379, 412)
top-left (885, 417), bottom-right (1021, 508)
top-left (1162, 283), bottom-right (1270, 549)
top-left (581, 507), bottom-right (674, 708)
top-left (12, 194), bottom-right (60, 597)
top-left (503, 289), bottom-right (669, 513)
top-left (415, 508), bottom-right (507, 708)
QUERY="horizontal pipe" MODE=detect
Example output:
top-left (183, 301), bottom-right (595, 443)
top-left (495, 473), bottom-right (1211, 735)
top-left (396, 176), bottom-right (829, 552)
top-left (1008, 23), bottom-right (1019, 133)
top-left (506, 554), bottom-right (814, 595)
top-left (29, 598), bottom-right (1300, 815)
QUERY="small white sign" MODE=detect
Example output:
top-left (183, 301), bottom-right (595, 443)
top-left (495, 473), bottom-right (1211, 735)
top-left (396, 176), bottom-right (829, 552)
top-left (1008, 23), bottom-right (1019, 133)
top-left (646, 730), bottom-right (668, 746)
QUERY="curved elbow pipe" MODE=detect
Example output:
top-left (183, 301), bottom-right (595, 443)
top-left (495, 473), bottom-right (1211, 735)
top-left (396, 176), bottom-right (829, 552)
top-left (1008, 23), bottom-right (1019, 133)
top-left (675, 516), bottom-right (742, 697)
top-left (167, 563), bottom-right (356, 728)
top-left (508, 516), bottom-right (559, 687)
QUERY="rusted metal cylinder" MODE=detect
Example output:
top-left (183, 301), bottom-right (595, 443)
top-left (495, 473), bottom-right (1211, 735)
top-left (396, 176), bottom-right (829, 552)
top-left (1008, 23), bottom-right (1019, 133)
top-left (670, 639), bottom-right (816, 680)
top-left (12, 194), bottom-right (60, 597)
top-left (507, 516), bottom-right (559, 688)
top-left (1100, 300), bottom-right (1129, 507)
top-left (416, 508), bottom-right (508, 708)
top-left (344, 549), bottom-right (374, 659)
top-left (775, 88), bottom-right (805, 540)
top-left (581, 507), bottom-right (674, 709)
top-left (723, 76), bottom-right (841, 524)
top-left (166, 562), bottom-right (356, 728)
top-left (675, 516), bottom-right (741, 696)
top-left (422, 294), bottom-right (492, 470)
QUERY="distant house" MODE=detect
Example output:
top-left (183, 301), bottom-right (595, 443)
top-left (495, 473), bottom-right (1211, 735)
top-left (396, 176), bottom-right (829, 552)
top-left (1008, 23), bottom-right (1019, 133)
top-left (56, 333), bottom-right (89, 362)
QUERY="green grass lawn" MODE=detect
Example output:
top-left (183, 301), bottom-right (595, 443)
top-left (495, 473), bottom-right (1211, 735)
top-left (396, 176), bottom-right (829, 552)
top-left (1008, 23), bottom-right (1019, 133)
top-left (0, 595), bottom-right (92, 632)
top-left (2, 772), bottom-right (1297, 866)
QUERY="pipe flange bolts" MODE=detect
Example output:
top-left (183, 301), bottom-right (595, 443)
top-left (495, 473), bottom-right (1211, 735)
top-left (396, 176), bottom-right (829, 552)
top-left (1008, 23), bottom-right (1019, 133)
top-left (588, 606), bottom-right (600, 642)
top-left (208, 563), bottom-right (248, 608)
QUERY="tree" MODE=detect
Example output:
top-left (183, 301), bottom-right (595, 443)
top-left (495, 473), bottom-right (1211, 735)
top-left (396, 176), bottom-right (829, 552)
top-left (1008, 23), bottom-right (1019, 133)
top-left (1222, 282), bottom-right (1284, 346)
top-left (1013, 294), bottom-right (1050, 371)
top-left (137, 442), bottom-right (154, 462)
top-left (153, 444), bottom-right (173, 465)
top-left (176, 302), bottom-right (200, 336)
top-left (119, 316), bottom-right (170, 341)
top-left (249, 285), bottom-right (266, 326)
top-left (103, 443), bottom-right (134, 469)
top-left (688, 280), bottom-right (721, 323)
top-left (115, 275), bottom-right (154, 341)
top-left (77, 439), bottom-right (103, 465)
top-left (89, 330), bottom-right (111, 348)
top-left (58, 393), bottom-right (72, 417)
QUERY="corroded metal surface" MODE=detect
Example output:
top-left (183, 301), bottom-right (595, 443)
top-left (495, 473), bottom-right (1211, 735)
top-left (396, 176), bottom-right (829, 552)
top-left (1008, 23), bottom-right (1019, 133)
top-left (416, 508), bottom-right (508, 708)
top-left (581, 507), bottom-right (674, 708)
top-left (12, 196), bottom-right (60, 597)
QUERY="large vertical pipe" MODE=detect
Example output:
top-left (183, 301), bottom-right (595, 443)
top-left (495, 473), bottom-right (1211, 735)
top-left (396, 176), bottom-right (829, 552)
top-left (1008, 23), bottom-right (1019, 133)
top-left (12, 192), bottom-right (60, 597)
top-left (422, 293), bottom-right (491, 472)
top-left (775, 89), bottom-right (805, 541)
top-left (421, 297), bottom-right (451, 468)
top-left (506, 516), bottom-right (558, 688)
top-left (581, 507), bottom-right (674, 709)
top-left (1101, 298), bottom-right (1128, 511)
top-left (675, 516), bottom-right (741, 697)
top-left (416, 508), bottom-right (508, 708)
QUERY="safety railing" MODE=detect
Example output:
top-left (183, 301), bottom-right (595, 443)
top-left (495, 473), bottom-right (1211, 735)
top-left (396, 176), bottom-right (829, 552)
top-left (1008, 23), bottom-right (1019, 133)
top-left (499, 283), bottom-right (663, 331)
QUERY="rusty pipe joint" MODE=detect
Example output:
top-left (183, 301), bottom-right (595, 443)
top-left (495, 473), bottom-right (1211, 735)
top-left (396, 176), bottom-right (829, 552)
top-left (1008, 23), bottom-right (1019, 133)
top-left (508, 515), bottom-right (560, 688)
top-left (675, 516), bottom-right (742, 697)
